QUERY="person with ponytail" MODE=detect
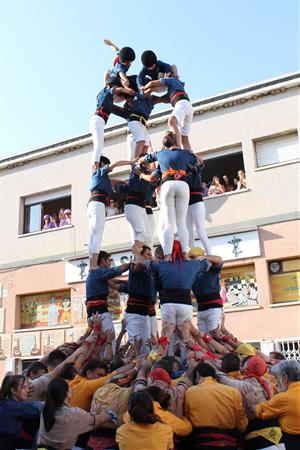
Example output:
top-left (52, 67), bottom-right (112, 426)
top-left (116, 391), bottom-right (174, 450)
top-left (38, 377), bottom-right (118, 450)
top-left (0, 375), bottom-right (41, 450)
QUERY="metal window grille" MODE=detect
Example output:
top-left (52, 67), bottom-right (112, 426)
top-left (274, 338), bottom-right (300, 361)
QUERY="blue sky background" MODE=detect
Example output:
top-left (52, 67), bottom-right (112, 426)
top-left (0, 0), bottom-right (299, 159)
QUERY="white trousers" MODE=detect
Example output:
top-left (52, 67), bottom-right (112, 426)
top-left (186, 201), bottom-right (212, 254)
top-left (144, 212), bottom-right (155, 249)
top-left (149, 314), bottom-right (158, 338)
top-left (99, 311), bottom-right (116, 356)
top-left (197, 308), bottom-right (224, 333)
top-left (124, 312), bottom-right (150, 354)
top-left (127, 134), bottom-right (136, 160)
top-left (87, 201), bottom-right (106, 257)
top-left (160, 180), bottom-right (190, 254)
top-left (172, 99), bottom-right (193, 136)
top-left (89, 114), bottom-right (105, 164)
top-left (161, 303), bottom-right (193, 326)
top-left (128, 121), bottom-right (149, 144)
top-left (124, 204), bottom-right (148, 244)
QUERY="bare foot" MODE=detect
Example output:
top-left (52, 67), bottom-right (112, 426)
top-left (164, 254), bottom-right (172, 262)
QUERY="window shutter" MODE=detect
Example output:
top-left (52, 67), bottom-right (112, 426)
top-left (256, 132), bottom-right (299, 167)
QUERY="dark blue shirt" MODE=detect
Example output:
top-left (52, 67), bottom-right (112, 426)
top-left (0, 398), bottom-right (41, 437)
top-left (90, 164), bottom-right (112, 194)
top-left (137, 60), bottom-right (173, 89)
top-left (86, 267), bottom-right (122, 300)
top-left (108, 61), bottom-right (130, 86)
top-left (95, 87), bottom-right (128, 119)
top-left (188, 165), bottom-right (203, 191)
top-left (150, 260), bottom-right (210, 291)
top-left (127, 267), bottom-right (157, 302)
top-left (129, 92), bottom-right (154, 119)
top-left (192, 263), bottom-right (223, 311)
top-left (128, 169), bottom-right (149, 194)
top-left (159, 77), bottom-right (187, 97)
top-left (188, 164), bottom-right (204, 204)
top-left (145, 149), bottom-right (196, 183)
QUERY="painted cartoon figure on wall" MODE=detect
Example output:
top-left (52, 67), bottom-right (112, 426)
top-left (48, 296), bottom-right (59, 326)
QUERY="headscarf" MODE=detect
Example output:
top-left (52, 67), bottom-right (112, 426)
top-left (149, 368), bottom-right (171, 385)
top-left (244, 356), bottom-right (272, 399)
top-left (188, 247), bottom-right (205, 257)
top-left (236, 343), bottom-right (257, 358)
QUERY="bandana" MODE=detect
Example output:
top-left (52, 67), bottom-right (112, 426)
top-left (149, 368), bottom-right (171, 385)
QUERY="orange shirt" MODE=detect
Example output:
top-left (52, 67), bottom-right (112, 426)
top-left (256, 381), bottom-right (300, 434)
top-left (185, 377), bottom-right (248, 432)
top-left (69, 374), bottom-right (109, 411)
top-left (116, 421), bottom-right (174, 450)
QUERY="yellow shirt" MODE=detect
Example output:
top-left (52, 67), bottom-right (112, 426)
top-left (123, 401), bottom-right (192, 437)
top-left (68, 374), bottom-right (109, 411)
top-left (227, 370), bottom-right (244, 380)
top-left (185, 377), bottom-right (248, 432)
top-left (256, 381), bottom-right (300, 434)
top-left (116, 421), bottom-right (174, 450)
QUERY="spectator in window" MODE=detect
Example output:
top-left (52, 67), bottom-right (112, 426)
top-left (60, 209), bottom-right (71, 226)
top-left (43, 214), bottom-right (50, 230)
top-left (208, 175), bottom-right (226, 196)
top-left (58, 208), bottom-right (65, 223)
top-left (236, 169), bottom-right (247, 190)
top-left (222, 175), bottom-right (234, 192)
top-left (201, 181), bottom-right (209, 197)
top-left (49, 215), bottom-right (58, 229)
top-left (106, 198), bottom-right (119, 217)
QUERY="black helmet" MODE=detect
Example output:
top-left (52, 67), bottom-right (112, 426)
top-left (119, 47), bottom-right (135, 63)
top-left (141, 50), bottom-right (157, 68)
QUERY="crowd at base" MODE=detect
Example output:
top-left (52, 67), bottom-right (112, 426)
top-left (0, 303), bottom-right (299, 450)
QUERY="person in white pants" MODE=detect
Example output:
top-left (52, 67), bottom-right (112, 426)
top-left (124, 164), bottom-right (152, 255)
top-left (121, 245), bottom-right (156, 354)
top-left (189, 248), bottom-right (224, 336)
top-left (139, 131), bottom-right (197, 261)
top-left (88, 156), bottom-right (135, 270)
top-left (86, 251), bottom-right (131, 354)
top-left (143, 75), bottom-right (193, 150)
top-left (144, 241), bottom-right (211, 354)
top-left (186, 156), bottom-right (212, 254)
top-left (89, 85), bottom-right (134, 171)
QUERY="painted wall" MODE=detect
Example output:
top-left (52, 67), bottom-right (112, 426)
top-left (0, 87), bottom-right (299, 267)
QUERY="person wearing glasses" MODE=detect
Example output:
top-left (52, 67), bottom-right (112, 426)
top-left (106, 198), bottom-right (119, 217)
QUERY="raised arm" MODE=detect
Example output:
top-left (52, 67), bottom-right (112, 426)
top-left (103, 38), bottom-right (120, 53)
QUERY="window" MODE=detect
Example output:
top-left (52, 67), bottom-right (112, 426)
top-left (19, 290), bottom-right (71, 329)
top-left (255, 131), bottom-right (299, 167)
top-left (269, 258), bottom-right (300, 304)
top-left (23, 187), bottom-right (71, 234)
top-left (220, 264), bottom-right (258, 308)
top-left (199, 145), bottom-right (246, 196)
top-left (275, 339), bottom-right (300, 361)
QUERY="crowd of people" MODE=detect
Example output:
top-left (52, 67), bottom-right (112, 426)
top-left (0, 306), bottom-right (299, 450)
top-left (1, 42), bottom-right (299, 450)
top-left (42, 209), bottom-right (72, 230)
top-left (203, 170), bottom-right (247, 197)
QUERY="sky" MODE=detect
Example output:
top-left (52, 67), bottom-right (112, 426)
top-left (0, 0), bottom-right (299, 160)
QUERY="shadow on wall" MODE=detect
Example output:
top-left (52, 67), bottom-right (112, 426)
top-left (257, 229), bottom-right (283, 258)
top-left (204, 194), bottom-right (229, 223)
